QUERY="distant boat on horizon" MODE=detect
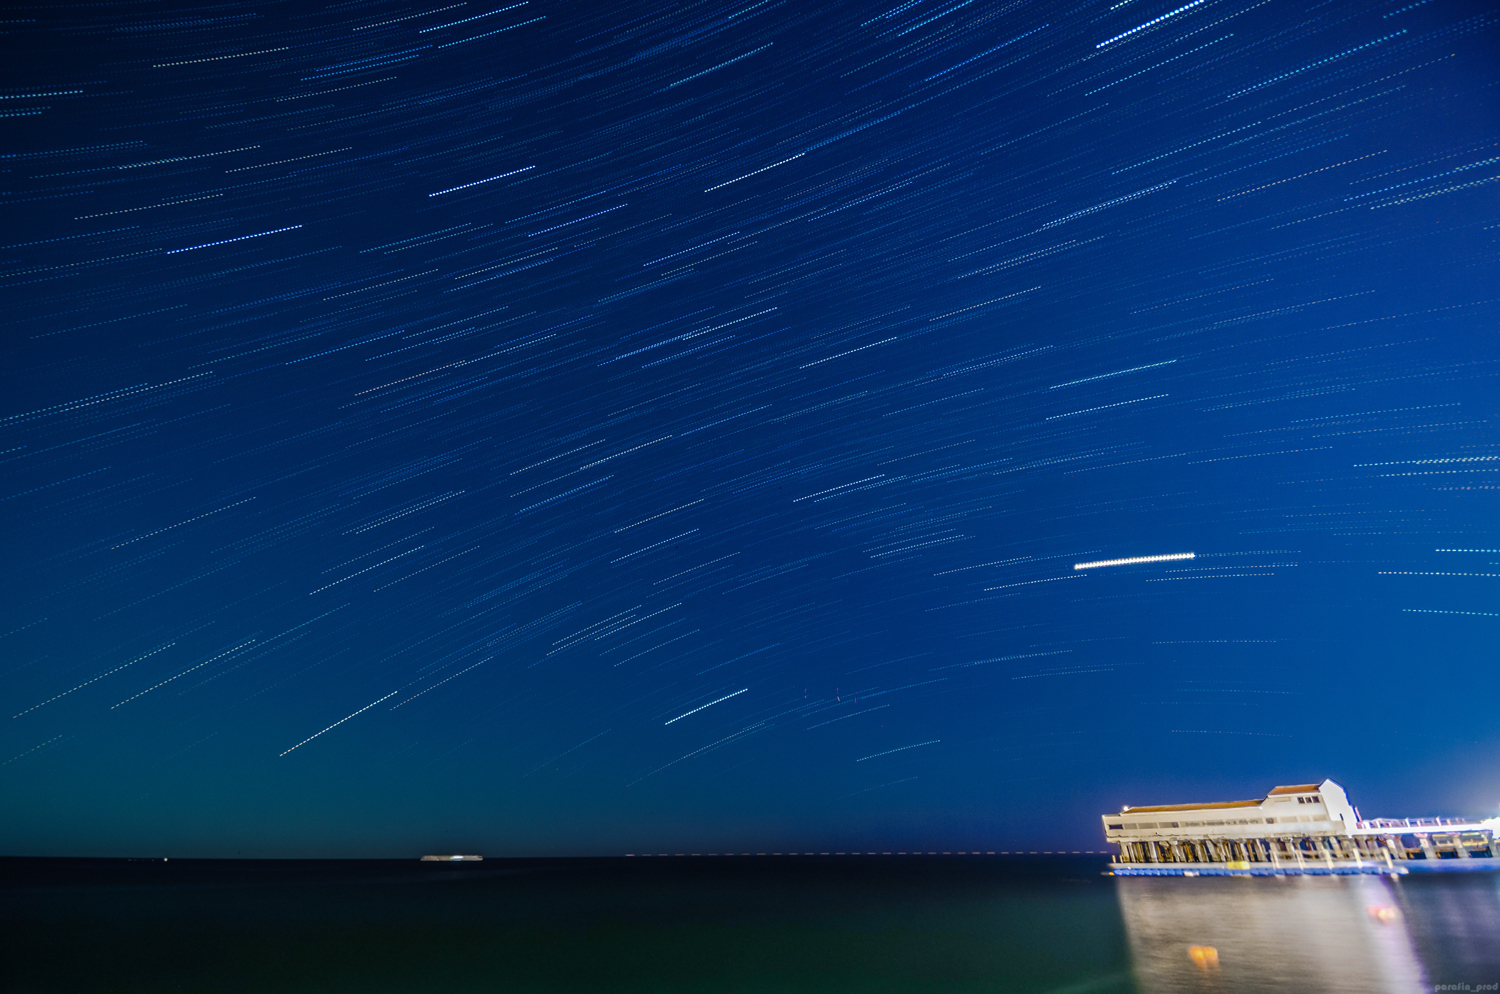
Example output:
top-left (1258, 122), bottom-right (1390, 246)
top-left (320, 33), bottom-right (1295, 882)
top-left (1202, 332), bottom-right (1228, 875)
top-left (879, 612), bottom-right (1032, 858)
top-left (419, 854), bottom-right (483, 862)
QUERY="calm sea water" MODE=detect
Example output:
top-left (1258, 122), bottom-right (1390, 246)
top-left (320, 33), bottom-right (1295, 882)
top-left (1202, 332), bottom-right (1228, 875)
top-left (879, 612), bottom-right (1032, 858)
top-left (3, 856), bottom-right (1497, 992)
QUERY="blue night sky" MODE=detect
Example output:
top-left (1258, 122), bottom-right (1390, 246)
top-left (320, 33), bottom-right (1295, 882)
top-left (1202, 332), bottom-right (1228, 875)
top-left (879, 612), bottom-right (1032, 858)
top-left (1, 0), bottom-right (1496, 858)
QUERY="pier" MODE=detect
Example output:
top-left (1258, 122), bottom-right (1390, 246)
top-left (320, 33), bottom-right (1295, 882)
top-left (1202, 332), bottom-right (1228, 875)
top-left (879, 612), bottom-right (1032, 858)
top-left (1102, 780), bottom-right (1499, 876)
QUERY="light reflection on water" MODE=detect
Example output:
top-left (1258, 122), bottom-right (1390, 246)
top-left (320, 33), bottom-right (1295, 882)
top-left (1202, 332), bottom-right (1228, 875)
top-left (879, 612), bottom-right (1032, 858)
top-left (1119, 873), bottom-right (1500, 994)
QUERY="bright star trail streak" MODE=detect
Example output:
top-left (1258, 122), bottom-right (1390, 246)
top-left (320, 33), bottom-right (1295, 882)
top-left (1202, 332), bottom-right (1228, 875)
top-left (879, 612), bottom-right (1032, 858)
top-left (664, 689), bottom-right (748, 725)
top-left (856, 740), bottom-right (940, 763)
top-left (1096, 0), bottom-right (1205, 49)
top-left (1074, 554), bottom-right (1197, 570)
top-left (0, 0), bottom-right (1496, 860)
top-left (280, 692), bottom-right (402, 756)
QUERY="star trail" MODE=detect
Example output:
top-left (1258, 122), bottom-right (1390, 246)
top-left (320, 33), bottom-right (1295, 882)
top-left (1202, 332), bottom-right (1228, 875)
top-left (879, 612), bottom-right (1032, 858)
top-left (1, 0), bottom-right (1496, 857)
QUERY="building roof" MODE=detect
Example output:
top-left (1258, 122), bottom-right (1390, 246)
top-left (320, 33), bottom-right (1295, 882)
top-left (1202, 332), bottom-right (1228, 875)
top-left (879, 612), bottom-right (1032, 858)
top-left (1267, 784), bottom-right (1322, 795)
top-left (1123, 799), bottom-right (1263, 813)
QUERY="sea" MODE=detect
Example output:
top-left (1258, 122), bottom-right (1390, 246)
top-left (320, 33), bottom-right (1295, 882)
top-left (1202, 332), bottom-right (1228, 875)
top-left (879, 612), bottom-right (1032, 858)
top-left (3, 855), bottom-right (1497, 992)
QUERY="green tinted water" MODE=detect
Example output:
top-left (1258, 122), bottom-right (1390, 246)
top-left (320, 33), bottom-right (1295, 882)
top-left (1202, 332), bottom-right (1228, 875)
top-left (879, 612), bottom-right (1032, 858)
top-left (3, 856), bottom-right (1497, 992)
top-left (4, 856), bottom-right (1128, 993)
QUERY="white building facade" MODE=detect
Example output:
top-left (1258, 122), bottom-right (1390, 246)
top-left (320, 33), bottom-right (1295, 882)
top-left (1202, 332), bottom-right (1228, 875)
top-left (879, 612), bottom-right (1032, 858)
top-left (1102, 779), bottom-right (1499, 876)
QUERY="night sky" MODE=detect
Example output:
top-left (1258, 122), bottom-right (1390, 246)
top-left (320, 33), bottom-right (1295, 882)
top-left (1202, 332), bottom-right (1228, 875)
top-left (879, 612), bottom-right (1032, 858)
top-left (2, 0), bottom-right (1497, 858)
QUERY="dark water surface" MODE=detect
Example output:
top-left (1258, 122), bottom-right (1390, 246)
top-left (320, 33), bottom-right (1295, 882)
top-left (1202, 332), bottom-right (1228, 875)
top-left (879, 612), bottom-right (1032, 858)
top-left (3, 857), bottom-right (1496, 992)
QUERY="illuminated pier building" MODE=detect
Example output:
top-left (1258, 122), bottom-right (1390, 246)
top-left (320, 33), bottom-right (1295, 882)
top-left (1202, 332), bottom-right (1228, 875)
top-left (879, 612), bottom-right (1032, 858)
top-left (1102, 779), bottom-right (1500, 876)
